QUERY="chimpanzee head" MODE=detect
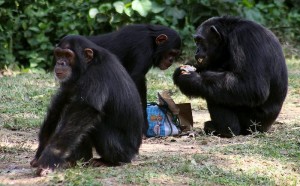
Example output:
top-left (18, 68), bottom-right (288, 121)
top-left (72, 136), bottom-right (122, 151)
top-left (54, 35), bottom-right (94, 83)
top-left (155, 34), bottom-right (181, 70)
top-left (193, 17), bottom-right (228, 68)
top-left (152, 28), bottom-right (182, 70)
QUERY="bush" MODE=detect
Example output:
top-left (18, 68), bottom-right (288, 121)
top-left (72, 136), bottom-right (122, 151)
top-left (0, 0), bottom-right (299, 70)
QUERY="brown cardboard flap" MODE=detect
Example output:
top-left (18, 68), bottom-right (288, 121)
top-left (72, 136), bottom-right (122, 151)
top-left (176, 103), bottom-right (193, 130)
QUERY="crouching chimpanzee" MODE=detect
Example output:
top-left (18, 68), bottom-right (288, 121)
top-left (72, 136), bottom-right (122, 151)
top-left (87, 24), bottom-right (182, 135)
top-left (30, 35), bottom-right (144, 176)
top-left (173, 16), bottom-right (288, 137)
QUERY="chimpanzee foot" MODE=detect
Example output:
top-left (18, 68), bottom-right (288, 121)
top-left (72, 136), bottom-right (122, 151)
top-left (30, 158), bottom-right (38, 167)
top-left (203, 121), bottom-right (217, 134)
top-left (204, 121), bottom-right (234, 138)
top-left (89, 158), bottom-right (123, 167)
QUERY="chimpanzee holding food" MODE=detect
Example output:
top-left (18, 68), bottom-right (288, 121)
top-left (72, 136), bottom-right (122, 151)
top-left (173, 16), bottom-right (288, 137)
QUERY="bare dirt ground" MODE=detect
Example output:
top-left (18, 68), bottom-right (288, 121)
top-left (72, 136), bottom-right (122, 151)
top-left (0, 95), bottom-right (299, 185)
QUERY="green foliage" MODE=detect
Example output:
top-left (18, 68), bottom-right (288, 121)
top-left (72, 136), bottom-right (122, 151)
top-left (0, 0), bottom-right (299, 69)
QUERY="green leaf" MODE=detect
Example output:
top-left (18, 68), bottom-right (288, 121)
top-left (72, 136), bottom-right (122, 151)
top-left (29, 27), bottom-right (40, 32)
top-left (166, 7), bottom-right (185, 19)
top-left (95, 13), bottom-right (109, 23)
top-left (124, 7), bottom-right (134, 17)
top-left (30, 62), bottom-right (38, 68)
top-left (38, 22), bottom-right (48, 30)
top-left (151, 15), bottom-right (168, 25)
top-left (113, 1), bottom-right (125, 14)
top-left (132, 0), bottom-right (152, 17)
top-left (89, 8), bottom-right (99, 18)
top-left (110, 14), bottom-right (122, 24)
top-left (243, 8), bottom-right (265, 24)
top-left (242, 0), bottom-right (254, 8)
top-left (151, 2), bottom-right (165, 14)
top-left (98, 3), bottom-right (112, 13)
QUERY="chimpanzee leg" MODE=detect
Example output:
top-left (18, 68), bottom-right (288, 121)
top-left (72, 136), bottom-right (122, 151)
top-left (36, 104), bottom-right (99, 174)
top-left (204, 101), bottom-right (241, 137)
top-left (90, 123), bottom-right (138, 166)
top-left (237, 106), bottom-right (278, 135)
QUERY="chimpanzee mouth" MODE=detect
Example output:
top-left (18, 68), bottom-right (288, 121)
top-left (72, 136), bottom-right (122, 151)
top-left (55, 73), bottom-right (62, 77)
top-left (55, 73), bottom-right (64, 79)
top-left (197, 57), bottom-right (205, 64)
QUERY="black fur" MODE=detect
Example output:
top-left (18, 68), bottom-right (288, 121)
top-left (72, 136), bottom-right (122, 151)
top-left (173, 16), bottom-right (288, 137)
top-left (87, 24), bottom-right (181, 134)
top-left (33, 35), bottom-right (143, 172)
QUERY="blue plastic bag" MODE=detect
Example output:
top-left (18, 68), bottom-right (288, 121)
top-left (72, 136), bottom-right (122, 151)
top-left (146, 104), bottom-right (180, 137)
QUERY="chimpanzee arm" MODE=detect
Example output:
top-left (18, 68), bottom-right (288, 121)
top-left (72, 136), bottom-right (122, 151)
top-left (129, 56), bottom-right (153, 134)
top-left (34, 89), bottom-right (71, 159)
top-left (174, 68), bottom-right (270, 106)
top-left (131, 74), bottom-right (148, 134)
top-left (37, 102), bottom-right (99, 172)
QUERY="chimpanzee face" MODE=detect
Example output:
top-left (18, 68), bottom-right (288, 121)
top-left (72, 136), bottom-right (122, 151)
top-left (158, 49), bottom-right (181, 70)
top-left (155, 34), bottom-right (181, 70)
top-left (53, 47), bottom-right (93, 83)
top-left (194, 25), bottom-right (222, 66)
top-left (54, 48), bottom-right (75, 83)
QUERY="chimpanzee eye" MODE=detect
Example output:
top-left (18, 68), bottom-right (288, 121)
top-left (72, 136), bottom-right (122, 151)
top-left (194, 36), bottom-right (204, 45)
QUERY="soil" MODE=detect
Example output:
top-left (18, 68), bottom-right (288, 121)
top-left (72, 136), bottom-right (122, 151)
top-left (0, 96), bottom-right (299, 185)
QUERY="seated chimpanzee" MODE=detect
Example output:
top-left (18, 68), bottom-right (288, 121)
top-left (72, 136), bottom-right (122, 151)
top-left (173, 16), bottom-right (288, 137)
top-left (87, 24), bottom-right (182, 135)
top-left (30, 35), bottom-right (144, 176)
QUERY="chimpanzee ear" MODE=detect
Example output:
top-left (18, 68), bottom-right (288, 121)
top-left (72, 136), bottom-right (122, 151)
top-left (84, 48), bottom-right (94, 63)
top-left (155, 34), bottom-right (168, 45)
top-left (210, 26), bottom-right (222, 40)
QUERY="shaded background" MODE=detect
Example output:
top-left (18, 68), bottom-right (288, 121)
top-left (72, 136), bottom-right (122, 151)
top-left (0, 0), bottom-right (299, 70)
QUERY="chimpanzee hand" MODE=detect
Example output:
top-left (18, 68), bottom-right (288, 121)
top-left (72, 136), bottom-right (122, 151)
top-left (173, 65), bottom-right (196, 79)
top-left (173, 66), bottom-right (183, 78)
top-left (36, 148), bottom-right (67, 176)
top-left (173, 65), bottom-right (202, 97)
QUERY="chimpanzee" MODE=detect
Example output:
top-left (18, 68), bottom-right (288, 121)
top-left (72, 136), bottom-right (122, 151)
top-left (87, 24), bottom-right (182, 135)
top-left (173, 16), bottom-right (288, 137)
top-left (30, 35), bottom-right (144, 176)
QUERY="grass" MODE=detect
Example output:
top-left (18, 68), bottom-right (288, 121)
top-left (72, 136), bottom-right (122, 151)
top-left (0, 58), bottom-right (300, 185)
top-left (0, 73), bottom-right (56, 130)
top-left (47, 156), bottom-right (269, 186)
